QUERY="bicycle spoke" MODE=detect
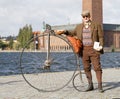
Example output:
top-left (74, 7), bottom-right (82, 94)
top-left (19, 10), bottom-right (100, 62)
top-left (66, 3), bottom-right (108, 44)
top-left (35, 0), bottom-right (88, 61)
top-left (20, 34), bottom-right (77, 92)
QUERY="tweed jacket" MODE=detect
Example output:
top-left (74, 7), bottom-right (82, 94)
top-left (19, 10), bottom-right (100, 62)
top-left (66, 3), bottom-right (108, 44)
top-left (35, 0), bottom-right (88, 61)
top-left (66, 21), bottom-right (104, 54)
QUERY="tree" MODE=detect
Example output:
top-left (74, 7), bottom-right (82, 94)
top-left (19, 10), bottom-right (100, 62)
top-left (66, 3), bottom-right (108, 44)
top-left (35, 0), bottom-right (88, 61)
top-left (0, 40), bottom-right (8, 50)
top-left (9, 38), bottom-right (14, 49)
top-left (17, 24), bottom-right (33, 49)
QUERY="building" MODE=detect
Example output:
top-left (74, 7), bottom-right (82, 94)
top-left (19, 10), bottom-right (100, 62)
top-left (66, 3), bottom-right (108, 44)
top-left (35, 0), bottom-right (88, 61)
top-left (103, 24), bottom-right (120, 49)
top-left (33, 23), bottom-right (120, 52)
top-left (32, 31), bottom-right (71, 51)
top-left (32, 0), bottom-right (120, 51)
top-left (52, 23), bottom-right (120, 49)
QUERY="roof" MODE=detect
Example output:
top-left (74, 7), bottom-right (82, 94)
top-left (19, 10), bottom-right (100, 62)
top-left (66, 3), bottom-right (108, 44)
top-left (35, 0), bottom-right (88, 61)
top-left (51, 23), bottom-right (120, 31)
top-left (103, 23), bottom-right (120, 31)
top-left (52, 24), bottom-right (76, 30)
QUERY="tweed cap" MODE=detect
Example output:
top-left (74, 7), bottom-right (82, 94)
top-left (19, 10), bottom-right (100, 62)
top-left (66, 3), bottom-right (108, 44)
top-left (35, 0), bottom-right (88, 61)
top-left (81, 10), bottom-right (90, 16)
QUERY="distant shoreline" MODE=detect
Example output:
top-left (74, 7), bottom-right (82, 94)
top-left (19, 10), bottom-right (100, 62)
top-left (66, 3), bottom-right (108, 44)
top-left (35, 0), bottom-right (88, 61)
top-left (0, 47), bottom-right (120, 52)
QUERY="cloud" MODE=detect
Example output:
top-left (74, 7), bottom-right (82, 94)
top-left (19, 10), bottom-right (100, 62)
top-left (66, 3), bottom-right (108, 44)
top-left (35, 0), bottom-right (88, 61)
top-left (103, 0), bottom-right (120, 23)
top-left (0, 0), bottom-right (82, 36)
top-left (0, 0), bottom-right (120, 36)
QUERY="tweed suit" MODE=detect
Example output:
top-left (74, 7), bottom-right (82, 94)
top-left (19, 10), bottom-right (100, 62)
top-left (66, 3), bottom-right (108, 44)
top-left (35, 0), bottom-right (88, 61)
top-left (66, 21), bottom-right (104, 85)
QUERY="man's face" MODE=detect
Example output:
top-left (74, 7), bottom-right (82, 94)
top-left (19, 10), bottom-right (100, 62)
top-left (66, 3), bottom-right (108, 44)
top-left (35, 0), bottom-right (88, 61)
top-left (82, 15), bottom-right (90, 23)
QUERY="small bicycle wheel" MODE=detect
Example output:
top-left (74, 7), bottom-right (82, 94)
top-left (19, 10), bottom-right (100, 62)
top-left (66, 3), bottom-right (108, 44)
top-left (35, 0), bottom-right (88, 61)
top-left (72, 71), bottom-right (88, 92)
top-left (20, 33), bottom-right (77, 92)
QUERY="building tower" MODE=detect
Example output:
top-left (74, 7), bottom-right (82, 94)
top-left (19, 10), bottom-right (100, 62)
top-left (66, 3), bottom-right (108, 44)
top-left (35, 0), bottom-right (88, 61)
top-left (82, 0), bottom-right (103, 24)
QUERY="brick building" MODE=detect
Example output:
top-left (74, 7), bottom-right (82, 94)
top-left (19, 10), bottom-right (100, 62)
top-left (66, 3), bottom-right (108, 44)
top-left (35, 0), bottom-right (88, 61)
top-left (33, 23), bottom-right (120, 52)
top-left (52, 24), bottom-right (120, 50)
top-left (33, 31), bottom-right (71, 51)
top-left (103, 24), bottom-right (120, 48)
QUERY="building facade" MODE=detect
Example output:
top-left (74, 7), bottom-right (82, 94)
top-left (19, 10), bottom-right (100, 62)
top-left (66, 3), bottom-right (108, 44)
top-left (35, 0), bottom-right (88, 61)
top-left (103, 24), bottom-right (120, 49)
top-left (33, 23), bottom-right (120, 51)
top-left (32, 31), bottom-right (72, 51)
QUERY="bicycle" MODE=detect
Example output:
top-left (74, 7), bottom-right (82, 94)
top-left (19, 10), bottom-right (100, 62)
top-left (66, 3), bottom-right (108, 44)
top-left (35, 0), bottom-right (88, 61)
top-left (19, 24), bottom-right (88, 92)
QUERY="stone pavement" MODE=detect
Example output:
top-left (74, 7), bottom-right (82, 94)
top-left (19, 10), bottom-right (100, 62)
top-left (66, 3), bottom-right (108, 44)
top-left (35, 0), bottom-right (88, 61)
top-left (0, 68), bottom-right (120, 99)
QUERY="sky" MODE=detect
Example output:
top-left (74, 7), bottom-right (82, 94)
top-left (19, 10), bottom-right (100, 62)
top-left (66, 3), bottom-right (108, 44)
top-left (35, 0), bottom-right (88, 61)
top-left (0, 0), bottom-right (120, 37)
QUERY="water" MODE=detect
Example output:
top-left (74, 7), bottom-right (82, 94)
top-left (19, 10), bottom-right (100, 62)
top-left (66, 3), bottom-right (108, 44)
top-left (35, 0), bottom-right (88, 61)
top-left (0, 52), bottom-right (120, 76)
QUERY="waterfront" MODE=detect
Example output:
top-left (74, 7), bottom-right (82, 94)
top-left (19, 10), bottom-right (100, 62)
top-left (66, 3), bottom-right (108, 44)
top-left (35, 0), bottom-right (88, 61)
top-left (0, 52), bottom-right (120, 99)
top-left (0, 52), bottom-right (120, 76)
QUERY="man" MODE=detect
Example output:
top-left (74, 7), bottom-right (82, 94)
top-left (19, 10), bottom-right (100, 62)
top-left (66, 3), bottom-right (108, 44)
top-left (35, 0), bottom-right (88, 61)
top-left (56, 10), bottom-right (104, 93)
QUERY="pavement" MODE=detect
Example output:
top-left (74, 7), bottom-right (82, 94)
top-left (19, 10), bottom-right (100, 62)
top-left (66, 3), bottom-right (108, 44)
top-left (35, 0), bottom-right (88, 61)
top-left (0, 68), bottom-right (120, 99)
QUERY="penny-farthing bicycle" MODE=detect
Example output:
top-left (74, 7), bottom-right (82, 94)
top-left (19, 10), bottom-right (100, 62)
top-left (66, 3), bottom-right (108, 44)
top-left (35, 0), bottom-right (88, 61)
top-left (20, 24), bottom-right (88, 92)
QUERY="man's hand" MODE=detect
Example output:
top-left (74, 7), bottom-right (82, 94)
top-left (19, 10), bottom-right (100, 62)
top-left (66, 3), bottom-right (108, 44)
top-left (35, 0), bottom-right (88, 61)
top-left (93, 42), bottom-right (103, 51)
top-left (55, 30), bottom-right (65, 35)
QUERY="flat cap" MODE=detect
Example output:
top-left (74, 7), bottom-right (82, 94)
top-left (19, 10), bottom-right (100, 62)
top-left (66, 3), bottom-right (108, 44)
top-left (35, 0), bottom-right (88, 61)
top-left (81, 10), bottom-right (90, 16)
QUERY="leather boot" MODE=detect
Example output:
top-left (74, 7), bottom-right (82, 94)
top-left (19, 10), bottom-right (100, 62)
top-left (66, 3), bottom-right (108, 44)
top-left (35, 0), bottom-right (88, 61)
top-left (98, 83), bottom-right (104, 93)
top-left (85, 82), bottom-right (94, 91)
top-left (96, 71), bottom-right (104, 93)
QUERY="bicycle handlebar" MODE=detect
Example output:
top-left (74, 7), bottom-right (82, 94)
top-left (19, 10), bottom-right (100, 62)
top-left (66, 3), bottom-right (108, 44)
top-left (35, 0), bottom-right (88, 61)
top-left (46, 24), bottom-right (51, 30)
top-left (44, 24), bottom-right (55, 34)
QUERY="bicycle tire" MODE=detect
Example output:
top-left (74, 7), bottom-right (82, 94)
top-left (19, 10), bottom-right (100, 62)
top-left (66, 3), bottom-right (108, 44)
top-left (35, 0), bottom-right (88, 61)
top-left (72, 71), bottom-right (88, 92)
top-left (20, 33), bottom-right (77, 92)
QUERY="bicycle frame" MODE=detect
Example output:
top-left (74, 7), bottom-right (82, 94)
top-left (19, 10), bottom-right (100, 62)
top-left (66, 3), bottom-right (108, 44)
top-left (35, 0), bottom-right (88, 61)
top-left (43, 24), bottom-right (55, 69)
top-left (76, 55), bottom-right (84, 83)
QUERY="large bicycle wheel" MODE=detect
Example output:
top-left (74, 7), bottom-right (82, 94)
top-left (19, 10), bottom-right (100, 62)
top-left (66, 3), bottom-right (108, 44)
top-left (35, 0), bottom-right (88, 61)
top-left (20, 33), bottom-right (77, 92)
top-left (72, 71), bottom-right (88, 92)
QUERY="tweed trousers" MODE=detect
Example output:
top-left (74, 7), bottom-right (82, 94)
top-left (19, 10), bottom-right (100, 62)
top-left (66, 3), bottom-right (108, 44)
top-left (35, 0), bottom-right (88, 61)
top-left (82, 46), bottom-right (102, 83)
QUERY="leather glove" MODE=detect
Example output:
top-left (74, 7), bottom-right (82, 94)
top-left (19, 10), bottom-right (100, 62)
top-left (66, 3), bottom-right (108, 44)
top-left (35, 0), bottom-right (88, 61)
top-left (55, 30), bottom-right (65, 35)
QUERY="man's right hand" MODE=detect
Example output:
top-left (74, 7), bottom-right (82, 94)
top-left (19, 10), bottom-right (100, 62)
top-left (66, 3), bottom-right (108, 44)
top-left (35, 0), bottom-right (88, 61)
top-left (55, 30), bottom-right (65, 35)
